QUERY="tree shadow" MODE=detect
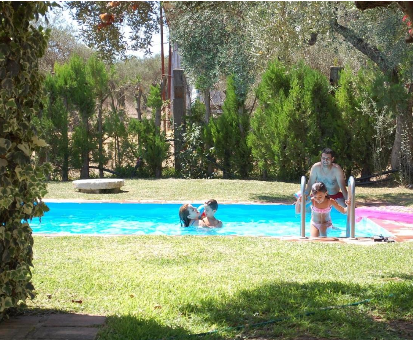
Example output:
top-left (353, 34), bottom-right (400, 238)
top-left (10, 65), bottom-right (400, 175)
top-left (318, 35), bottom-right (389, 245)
top-left (356, 193), bottom-right (413, 207)
top-left (250, 194), bottom-right (294, 204)
top-left (98, 314), bottom-right (226, 340)
top-left (9, 279), bottom-right (413, 340)
top-left (175, 280), bottom-right (413, 339)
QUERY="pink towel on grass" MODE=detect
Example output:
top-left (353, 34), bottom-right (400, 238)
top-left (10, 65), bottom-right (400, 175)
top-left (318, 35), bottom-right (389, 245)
top-left (355, 207), bottom-right (413, 224)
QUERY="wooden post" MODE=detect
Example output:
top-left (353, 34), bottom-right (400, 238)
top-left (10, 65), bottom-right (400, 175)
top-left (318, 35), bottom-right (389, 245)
top-left (173, 69), bottom-right (185, 173)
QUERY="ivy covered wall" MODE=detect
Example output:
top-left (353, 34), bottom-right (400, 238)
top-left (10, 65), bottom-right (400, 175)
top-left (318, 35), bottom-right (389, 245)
top-left (0, 2), bottom-right (51, 318)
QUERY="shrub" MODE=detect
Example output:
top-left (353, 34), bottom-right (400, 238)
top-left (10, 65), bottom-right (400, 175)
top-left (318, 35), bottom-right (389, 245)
top-left (210, 75), bottom-right (252, 178)
top-left (249, 60), bottom-right (346, 181)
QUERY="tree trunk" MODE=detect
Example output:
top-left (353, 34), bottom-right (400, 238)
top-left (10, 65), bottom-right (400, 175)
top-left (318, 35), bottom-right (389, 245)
top-left (135, 86), bottom-right (142, 121)
top-left (404, 84), bottom-right (413, 169)
top-left (203, 88), bottom-right (213, 176)
top-left (62, 131), bottom-right (69, 181)
top-left (330, 19), bottom-right (399, 81)
top-left (80, 116), bottom-right (89, 179)
top-left (391, 115), bottom-right (403, 170)
top-left (98, 102), bottom-right (104, 178)
top-left (155, 165), bottom-right (162, 178)
top-left (62, 96), bottom-right (69, 181)
top-left (173, 69), bottom-right (185, 174)
top-left (159, 75), bottom-right (167, 129)
top-left (204, 89), bottom-right (211, 123)
top-left (155, 107), bottom-right (161, 128)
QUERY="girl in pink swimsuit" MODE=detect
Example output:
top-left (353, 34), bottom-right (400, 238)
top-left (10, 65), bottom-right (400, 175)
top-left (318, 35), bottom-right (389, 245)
top-left (296, 182), bottom-right (349, 237)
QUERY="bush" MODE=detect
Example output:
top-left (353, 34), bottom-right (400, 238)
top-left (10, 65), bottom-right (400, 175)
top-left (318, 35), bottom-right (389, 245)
top-left (210, 75), bottom-right (252, 178)
top-left (248, 60), bottom-right (346, 181)
top-left (128, 118), bottom-right (169, 178)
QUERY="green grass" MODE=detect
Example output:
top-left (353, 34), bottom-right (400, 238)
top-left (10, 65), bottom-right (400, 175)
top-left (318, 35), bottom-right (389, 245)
top-left (24, 179), bottom-right (413, 339)
top-left (45, 178), bottom-right (413, 207)
top-left (29, 237), bottom-right (413, 340)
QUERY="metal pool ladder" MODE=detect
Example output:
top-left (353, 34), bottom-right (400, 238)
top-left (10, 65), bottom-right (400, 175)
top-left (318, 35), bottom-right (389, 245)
top-left (299, 175), bottom-right (356, 238)
top-left (346, 176), bottom-right (356, 239)
top-left (299, 176), bottom-right (307, 238)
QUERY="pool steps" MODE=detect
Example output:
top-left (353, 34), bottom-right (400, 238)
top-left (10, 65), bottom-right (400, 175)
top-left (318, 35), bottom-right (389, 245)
top-left (299, 175), bottom-right (356, 239)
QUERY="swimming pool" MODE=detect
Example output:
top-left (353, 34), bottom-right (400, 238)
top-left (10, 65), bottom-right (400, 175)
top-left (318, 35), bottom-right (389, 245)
top-left (29, 202), bottom-right (392, 238)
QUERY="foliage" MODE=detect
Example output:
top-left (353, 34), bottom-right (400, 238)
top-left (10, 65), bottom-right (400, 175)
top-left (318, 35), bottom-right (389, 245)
top-left (48, 55), bottom-right (96, 178)
top-left (146, 84), bottom-right (162, 110)
top-left (177, 101), bottom-right (211, 179)
top-left (247, 61), bottom-right (290, 179)
top-left (168, 2), bottom-right (256, 100)
top-left (112, 55), bottom-right (162, 112)
top-left (168, 2), bottom-right (412, 181)
top-left (359, 71), bottom-right (405, 176)
top-left (87, 54), bottom-right (110, 177)
top-left (0, 1), bottom-right (53, 318)
top-left (168, 2), bottom-right (223, 92)
top-left (210, 76), bottom-right (252, 178)
top-left (104, 108), bottom-right (133, 170)
top-left (187, 99), bottom-right (206, 124)
top-left (128, 118), bottom-right (169, 178)
top-left (248, 60), bottom-right (346, 181)
top-left (66, 1), bottom-right (159, 62)
top-left (39, 23), bottom-right (93, 74)
top-left (41, 50), bottom-right (167, 179)
top-left (336, 67), bottom-right (397, 178)
top-left (40, 72), bottom-right (70, 180)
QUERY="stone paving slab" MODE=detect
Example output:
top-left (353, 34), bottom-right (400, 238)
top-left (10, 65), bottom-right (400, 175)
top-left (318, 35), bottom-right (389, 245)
top-left (42, 314), bottom-right (106, 327)
top-left (0, 313), bottom-right (105, 340)
top-left (30, 326), bottom-right (99, 339)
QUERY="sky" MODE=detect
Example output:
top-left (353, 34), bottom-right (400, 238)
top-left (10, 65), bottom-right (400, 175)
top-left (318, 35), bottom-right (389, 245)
top-left (52, 5), bottom-right (166, 59)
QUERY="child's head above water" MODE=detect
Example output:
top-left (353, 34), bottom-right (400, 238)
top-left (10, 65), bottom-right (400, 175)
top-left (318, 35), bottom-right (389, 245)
top-left (205, 199), bottom-right (218, 210)
top-left (311, 182), bottom-right (328, 196)
top-left (204, 199), bottom-right (219, 218)
top-left (179, 204), bottom-right (200, 227)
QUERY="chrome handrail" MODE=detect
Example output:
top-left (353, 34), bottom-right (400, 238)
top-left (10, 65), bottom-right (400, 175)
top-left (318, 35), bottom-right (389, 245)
top-left (346, 176), bottom-right (356, 239)
top-left (300, 175), bottom-right (307, 238)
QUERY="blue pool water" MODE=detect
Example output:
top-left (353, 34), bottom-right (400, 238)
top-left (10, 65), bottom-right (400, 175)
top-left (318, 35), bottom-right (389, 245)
top-left (29, 202), bottom-right (392, 238)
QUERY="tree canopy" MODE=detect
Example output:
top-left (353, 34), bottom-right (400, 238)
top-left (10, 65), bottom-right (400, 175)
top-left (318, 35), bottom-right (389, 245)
top-left (66, 1), bottom-right (159, 62)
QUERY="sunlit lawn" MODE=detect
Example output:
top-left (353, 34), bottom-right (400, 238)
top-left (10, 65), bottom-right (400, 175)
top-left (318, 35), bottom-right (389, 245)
top-left (45, 178), bottom-right (413, 207)
top-left (24, 179), bottom-right (413, 339)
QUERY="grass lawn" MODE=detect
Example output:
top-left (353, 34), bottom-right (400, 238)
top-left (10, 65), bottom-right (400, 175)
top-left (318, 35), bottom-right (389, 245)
top-left (25, 179), bottom-right (413, 339)
top-left (45, 178), bottom-right (413, 207)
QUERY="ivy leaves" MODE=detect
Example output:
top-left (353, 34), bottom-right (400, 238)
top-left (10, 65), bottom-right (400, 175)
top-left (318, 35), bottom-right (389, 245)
top-left (0, 1), bottom-right (52, 318)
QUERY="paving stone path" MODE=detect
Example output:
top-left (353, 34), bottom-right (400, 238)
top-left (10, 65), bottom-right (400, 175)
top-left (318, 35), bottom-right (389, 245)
top-left (0, 313), bottom-right (106, 340)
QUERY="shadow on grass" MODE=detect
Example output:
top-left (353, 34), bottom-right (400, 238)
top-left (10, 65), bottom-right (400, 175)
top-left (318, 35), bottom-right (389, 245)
top-left (356, 193), bottom-right (413, 207)
top-left (99, 315), bottom-right (226, 340)
top-left (95, 280), bottom-right (413, 340)
top-left (76, 189), bottom-right (130, 195)
top-left (249, 194), bottom-right (294, 204)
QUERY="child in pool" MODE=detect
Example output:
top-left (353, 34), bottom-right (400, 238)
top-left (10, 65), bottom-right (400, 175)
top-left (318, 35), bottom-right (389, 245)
top-left (179, 204), bottom-right (204, 227)
top-left (295, 182), bottom-right (349, 237)
top-left (201, 199), bottom-right (223, 228)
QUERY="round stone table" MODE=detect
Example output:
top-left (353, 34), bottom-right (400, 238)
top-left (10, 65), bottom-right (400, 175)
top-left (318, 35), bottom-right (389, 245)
top-left (73, 179), bottom-right (125, 193)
